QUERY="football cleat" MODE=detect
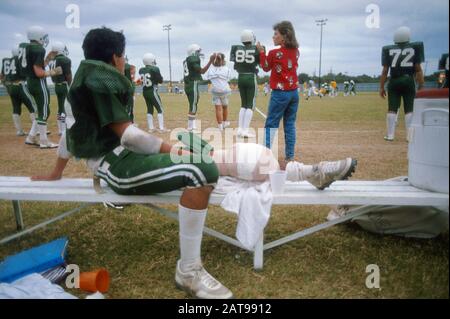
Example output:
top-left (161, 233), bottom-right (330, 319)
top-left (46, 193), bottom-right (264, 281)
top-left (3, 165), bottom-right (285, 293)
top-left (175, 260), bottom-right (233, 299)
top-left (25, 135), bottom-right (40, 146)
top-left (39, 142), bottom-right (58, 149)
top-left (384, 136), bottom-right (394, 142)
top-left (306, 158), bottom-right (357, 190)
top-left (16, 130), bottom-right (26, 136)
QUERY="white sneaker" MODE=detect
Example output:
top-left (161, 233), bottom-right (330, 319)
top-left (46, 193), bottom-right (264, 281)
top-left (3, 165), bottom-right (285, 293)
top-left (223, 121), bottom-right (231, 128)
top-left (40, 142), bottom-right (59, 149)
top-left (25, 135), bottom-right (40, 146)
top-left (158, 128), bottom-right (171, 133)
top-left (307, 158), bottom-right (357, 190)
top-left (16, 130), bottom-right (26, 136)
top-left (175, 260), bottom-right (233, 299)
top-left (384, 136), bottom-right (394, 142)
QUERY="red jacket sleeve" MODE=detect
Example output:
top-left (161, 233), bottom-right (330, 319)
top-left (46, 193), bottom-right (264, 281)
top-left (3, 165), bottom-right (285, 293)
top-left (259, 49), bottom-right (273, 72)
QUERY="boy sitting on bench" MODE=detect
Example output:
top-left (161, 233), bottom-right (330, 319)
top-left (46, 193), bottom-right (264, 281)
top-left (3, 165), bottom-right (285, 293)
top-left (31, 27), bottom-right (357, 299)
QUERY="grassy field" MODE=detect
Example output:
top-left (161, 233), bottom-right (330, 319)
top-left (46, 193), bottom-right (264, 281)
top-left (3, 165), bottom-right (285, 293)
top-left (0, 92), bottom-right (448, 299)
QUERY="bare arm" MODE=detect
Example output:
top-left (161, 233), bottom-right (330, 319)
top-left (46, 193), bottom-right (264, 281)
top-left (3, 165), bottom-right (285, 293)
top-left (31, 157), bottom-right (70, 181)
top-left (379, 65), bottom-right (389, 98)
top-left (415, 63), bottom-right (425, 90)
top-left (200, 54), bottom-right (216, 74)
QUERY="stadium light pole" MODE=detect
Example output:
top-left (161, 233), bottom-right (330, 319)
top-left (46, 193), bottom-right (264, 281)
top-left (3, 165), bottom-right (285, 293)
top-left (316, 19), bottom-right (327, 88)
top-left (163, 24), bottom-right (172, 91)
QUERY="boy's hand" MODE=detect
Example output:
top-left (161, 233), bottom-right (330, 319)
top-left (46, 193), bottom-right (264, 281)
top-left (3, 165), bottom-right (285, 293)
top-left (256, 42), bottom-right (264, 52)
top-left (209, 53), bottom-right (217, 63)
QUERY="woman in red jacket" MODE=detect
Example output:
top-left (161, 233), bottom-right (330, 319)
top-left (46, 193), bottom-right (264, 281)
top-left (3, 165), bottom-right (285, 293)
top-left (256, 21), bottom-right (299, 167)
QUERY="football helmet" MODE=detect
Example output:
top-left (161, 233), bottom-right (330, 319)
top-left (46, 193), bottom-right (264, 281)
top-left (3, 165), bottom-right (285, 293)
top-left (52, 42), bottom-right (69, 56)
top-left (11, 47), bottom-right (19, 57)
top-left (394, 26), bottom-right (411, 44)
top-left (27, 26), bottom-right (49, 47)
top-left (143, 53), bottom-right (157, 66)
top-left (241, 29), bottom-right (256, 45)
top-left (187, 44), bottom-right (203, 57)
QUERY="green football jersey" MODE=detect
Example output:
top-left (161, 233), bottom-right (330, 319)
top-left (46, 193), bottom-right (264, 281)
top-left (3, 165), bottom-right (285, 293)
top-left (183, 55), bottom-right (202, 83)
top-left (66, 60), bottom-right (133, 159)
top-left (23, 42), bottom-right (46, 79)
top-left (139, 65), bottom-right (163, 90)
top-left (17, 42), bottom-right (29, 80)
top-left (381, 42), bottom-right (425, 77)
top-left (2, 57), bottom-right (20, 82)
top-left (49, 54), bottom-right (72, 83)
top-left (230, 44), bottom-right (260, 74)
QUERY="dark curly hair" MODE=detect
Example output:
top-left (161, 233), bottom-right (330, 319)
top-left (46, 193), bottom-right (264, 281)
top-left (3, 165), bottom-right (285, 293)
top-left (82, 27), bottom-right (126, 63)
top-left (273, 21), bottom-right (299, 49)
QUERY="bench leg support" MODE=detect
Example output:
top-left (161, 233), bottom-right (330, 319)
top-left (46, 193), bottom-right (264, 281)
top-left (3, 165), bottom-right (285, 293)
top-left (12, 200), bottom-right (24, 231)
top-left (253, 233), bottom-right (264, 271)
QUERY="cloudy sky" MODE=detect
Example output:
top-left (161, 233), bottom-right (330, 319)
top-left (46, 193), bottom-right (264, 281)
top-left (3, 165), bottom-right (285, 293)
top-left (0, 0), bottom-right (448, 82)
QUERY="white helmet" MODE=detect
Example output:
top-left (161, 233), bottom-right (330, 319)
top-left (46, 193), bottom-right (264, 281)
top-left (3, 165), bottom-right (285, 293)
top-left (241, 29), bottom-right (256, 45)
top-left (27, 26), bottom-right (49, 47)
top-left (187, 44), bottom-right (202, 57)
top-left (11, 47), bottom-right (19, 57)
top-left (394, 26), bottom-right (411, 44)
top-left (52, 41), bottom-right (69, 56)
top-left (143, 53), bottom-right (156, 66)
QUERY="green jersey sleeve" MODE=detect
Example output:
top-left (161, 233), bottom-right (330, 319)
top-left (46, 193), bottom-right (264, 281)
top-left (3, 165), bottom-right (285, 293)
top-left (91, 91), bottom-right (130, 128)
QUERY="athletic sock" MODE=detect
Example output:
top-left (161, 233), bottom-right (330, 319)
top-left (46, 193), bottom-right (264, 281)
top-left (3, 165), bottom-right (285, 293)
top-left (178, 205), bottom-right (207, 271)
top-left (147, 114), bottom-right (154, 130)
top-left (157, 113), bottom-right (164, 130)
top-left (12, 114), bottom-right (23, 132)
top-left (38, 124), bottom-right (49, 145)
top-left (386, 113), bottom-right (396, 139)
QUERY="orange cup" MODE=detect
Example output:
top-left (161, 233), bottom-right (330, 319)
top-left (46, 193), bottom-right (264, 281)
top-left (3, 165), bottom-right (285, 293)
top-left (79, 269), bottom-right (110, 293)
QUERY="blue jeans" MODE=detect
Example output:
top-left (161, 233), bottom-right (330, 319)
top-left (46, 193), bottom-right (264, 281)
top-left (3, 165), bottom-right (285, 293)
top-left (264, 89), bottom-right (299, 160)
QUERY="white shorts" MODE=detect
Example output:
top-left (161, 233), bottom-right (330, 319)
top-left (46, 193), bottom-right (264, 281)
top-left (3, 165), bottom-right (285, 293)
top-left (212, 92), bottom-right (230, 106)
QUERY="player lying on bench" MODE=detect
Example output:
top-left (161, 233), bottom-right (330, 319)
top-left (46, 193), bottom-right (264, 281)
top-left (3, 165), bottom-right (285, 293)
top-left (31, 27), bottom-right (356, 300)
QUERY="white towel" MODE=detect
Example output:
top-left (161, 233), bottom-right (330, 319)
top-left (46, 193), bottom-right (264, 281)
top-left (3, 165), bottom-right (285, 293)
top-left (0, 273), bottom-right (77, 299)
top-left (216, 177), bottom-right (273, 250)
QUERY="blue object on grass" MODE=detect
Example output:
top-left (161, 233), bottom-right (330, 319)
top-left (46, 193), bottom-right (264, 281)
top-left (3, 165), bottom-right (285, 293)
top-left (0, 237), bottom-right (68, 283)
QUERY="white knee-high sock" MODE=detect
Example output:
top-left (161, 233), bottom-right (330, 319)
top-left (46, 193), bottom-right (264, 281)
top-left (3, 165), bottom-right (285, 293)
top-left (178, 205), bottom-right (207, 270)
top-left (286, 162), bottom-right (315, 181)
top-left (38, 124), bottom-right (48, 144)
top-left (28, 116), bottom-right (38, 137)
top-left (405, 112), bottom-right (413, 141)
top-left (238, 108), bottom-right (246, 130)
top-left (12, 114), bottom-right (23, 132)
top-left (244, 109), bottom-right (253, 130)
top-left (157, 113), bottom-right (164, 130)
top-left (147, 114), bottom-right (154, 130)
top-left (386, 113), bottom-right (397, 139)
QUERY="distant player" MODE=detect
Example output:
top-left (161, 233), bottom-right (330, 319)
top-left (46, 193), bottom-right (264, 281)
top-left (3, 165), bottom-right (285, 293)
top-left (263, 82), bottom-right (270, 96)
top-left (306, 79), bottom-right (316, 100)
top-left (343, 81), bottom-right (350, 96)
top-left (124, 58), bottom-right (136, 122)
top-left (139, 53), bottom-right (169, 132)
top-left (20, 26), bottom-right (62, 148)
top-left (1, 48), bottom-right (37, 136)
top-left (380, 26), bottom-right (425, 142)
top-left (48, 42), bottom-right (72, 135)
top-left (330, 80), bottom-right (338, 97)
top-left (349, 80), bottom-right (356, 96)
top-left (438, 53), bottom-right (449, 88)
top-left (230, 29), bottom-right (260, 138)
top-left (183, 44), bottom-right (214, 132)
